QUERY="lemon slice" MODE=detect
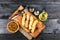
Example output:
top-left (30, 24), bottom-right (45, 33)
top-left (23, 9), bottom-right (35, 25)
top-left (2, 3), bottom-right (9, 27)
top-left (39, 10), bottom-right (48, 21)
top-left (7, 21), bottom-right (19, 33)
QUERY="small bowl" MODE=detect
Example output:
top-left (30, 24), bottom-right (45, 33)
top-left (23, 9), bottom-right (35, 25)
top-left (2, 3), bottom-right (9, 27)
top-left (7, 21), bottom-right (19, 33)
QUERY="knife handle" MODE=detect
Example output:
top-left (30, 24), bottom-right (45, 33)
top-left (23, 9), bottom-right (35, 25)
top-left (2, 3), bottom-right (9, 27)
top-left (9, 5), bottom-right (24, 19)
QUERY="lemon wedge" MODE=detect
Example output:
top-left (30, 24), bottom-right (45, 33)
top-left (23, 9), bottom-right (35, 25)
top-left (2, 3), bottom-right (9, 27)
top-left (39, 10), bottom-right (48, 21)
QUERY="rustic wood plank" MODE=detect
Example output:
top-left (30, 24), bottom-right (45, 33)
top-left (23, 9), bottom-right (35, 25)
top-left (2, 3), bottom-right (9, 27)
top-left (0, 2), bottom-right (60, 19)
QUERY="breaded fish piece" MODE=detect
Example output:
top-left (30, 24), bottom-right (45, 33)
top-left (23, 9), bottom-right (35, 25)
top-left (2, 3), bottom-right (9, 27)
top-left (14, 14), bottom-right (30, 33)
top-left (22, 14), bottom-right (26, 26)
top-left (29, 16), bottom-right (34, 30)
top-left (31, 22), bottom-right (45, 38)
top-left (31, 20), bottom-right (38, 33)
top-left (25, 14), bottom-right (30, 28)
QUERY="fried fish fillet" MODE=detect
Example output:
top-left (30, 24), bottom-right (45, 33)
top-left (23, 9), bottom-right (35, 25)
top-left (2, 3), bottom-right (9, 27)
top-left (31, 21), bottom-right (45, 38)
top-left (31, 20), bottom-right (38, 33)
top-left (14, 14), bottom-right (30, 33)
top-left (22, 14), bottom-right (26, 26)
top-left (29, 16), bottom-right (34, 30)
top-left (25, 13), bottom-right (30, 28)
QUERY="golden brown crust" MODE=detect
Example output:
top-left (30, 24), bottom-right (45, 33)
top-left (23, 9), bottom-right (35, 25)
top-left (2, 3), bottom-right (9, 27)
top-left (14, 14), bottom-right (30, 33)
top-left (30, 22), bottom-right (45, 38)
top-left (31, 20), bottom-right (38, 33)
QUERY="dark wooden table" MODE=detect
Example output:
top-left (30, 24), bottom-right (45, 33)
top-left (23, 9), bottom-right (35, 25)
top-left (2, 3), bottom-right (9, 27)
top-left (0, 0), bottom-right (60, 40)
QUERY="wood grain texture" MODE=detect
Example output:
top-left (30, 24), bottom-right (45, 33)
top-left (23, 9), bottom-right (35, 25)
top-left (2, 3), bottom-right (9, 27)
top-left (0, 0), bottom-right (60, 40)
